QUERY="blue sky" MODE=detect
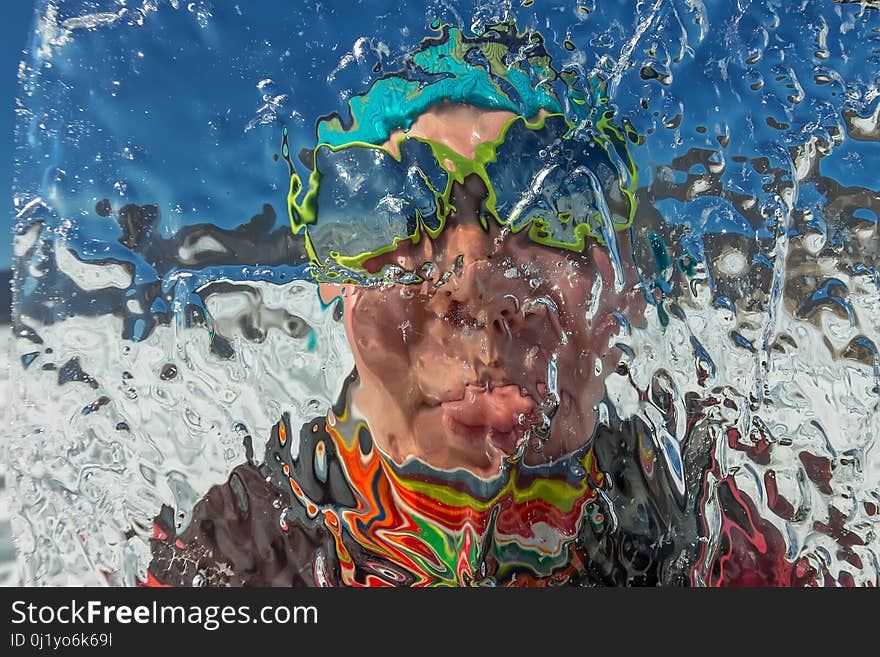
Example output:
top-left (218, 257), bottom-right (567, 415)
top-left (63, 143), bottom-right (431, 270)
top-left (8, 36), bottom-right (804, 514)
top-left (2, 2), bottom-right (35, 271)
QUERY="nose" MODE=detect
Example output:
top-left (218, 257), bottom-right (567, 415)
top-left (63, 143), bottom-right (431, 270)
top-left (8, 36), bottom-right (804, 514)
top-left (431, 256), bottom-right (560, 342)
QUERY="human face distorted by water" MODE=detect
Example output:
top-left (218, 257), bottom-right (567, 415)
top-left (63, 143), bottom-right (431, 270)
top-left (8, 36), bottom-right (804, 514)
top-left (319, 105), bottom-right (639, 479)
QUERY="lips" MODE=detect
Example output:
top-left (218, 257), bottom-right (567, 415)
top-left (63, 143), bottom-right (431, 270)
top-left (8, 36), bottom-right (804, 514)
top-left (440, 384), bottom-right (537, 453)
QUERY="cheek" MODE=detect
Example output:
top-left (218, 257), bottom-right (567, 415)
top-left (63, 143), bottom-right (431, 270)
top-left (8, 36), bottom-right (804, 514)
top-left (346, 287), bottom-right (423, 378)
top-left (559, 289), bottom-right (625, 361)
top-left (553, 268), bottom-right (627, 370)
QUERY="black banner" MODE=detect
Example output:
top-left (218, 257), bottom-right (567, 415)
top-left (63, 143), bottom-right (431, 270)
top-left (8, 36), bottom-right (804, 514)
top-left (0, 586), bottom-right (868, 653)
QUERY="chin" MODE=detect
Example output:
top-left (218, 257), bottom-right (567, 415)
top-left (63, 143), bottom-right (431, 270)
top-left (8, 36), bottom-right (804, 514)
top-left (398, 405), bottom-right (527, 479)
top-left (377, 421), bottom-right (577, 482)
top-left (390, 449), bottom-right (514, 482)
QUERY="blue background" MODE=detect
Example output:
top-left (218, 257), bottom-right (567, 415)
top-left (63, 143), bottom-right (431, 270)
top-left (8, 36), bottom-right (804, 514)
top-left (8, 1), bottom-right (879, 317)
top-left (2, 2), bottom-right (34, 272)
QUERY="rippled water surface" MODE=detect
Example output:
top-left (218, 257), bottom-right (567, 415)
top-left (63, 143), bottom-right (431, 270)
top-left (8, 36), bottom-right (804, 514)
top-left (6, 0), bottom-right (880, 586)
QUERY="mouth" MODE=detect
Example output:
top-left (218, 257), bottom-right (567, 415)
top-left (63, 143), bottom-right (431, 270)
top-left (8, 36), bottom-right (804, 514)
top-left (439, 383), bottom-right (538, 454)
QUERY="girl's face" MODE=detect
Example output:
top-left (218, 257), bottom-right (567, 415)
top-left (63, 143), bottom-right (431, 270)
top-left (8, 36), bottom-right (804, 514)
top-left (320, 209), bottom-right (639, 479)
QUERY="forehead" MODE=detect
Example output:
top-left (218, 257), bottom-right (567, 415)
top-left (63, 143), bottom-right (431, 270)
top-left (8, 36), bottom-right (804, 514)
top-left (382, 105), bottom-right (522, 160)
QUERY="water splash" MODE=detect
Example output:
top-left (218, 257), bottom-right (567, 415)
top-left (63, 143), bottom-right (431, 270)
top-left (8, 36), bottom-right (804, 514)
top-left (7, 0), bottom-right (879, 586)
